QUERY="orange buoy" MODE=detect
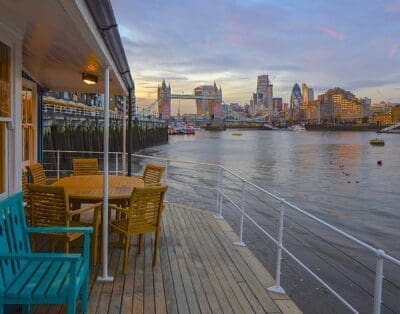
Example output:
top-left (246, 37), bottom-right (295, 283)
top-left (377, 160), bottom-right (382, 166)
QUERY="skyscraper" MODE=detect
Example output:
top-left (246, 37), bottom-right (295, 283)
top-left (256, 75), bottom-right (273, 111)
top-left (290, 83), bottom-right (303, 121)
top-left (308, 88), bottom-right (314, 102)
top-left (301, 83), bottom-right (309, 106)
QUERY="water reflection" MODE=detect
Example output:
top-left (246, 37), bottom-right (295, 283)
top-left (146, 130), bottom-right (400, 257)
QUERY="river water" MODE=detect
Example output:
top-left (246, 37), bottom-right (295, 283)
top-left (142, 130), bottom-right (400, 313)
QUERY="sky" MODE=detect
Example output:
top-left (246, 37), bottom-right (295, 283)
top-left (111, 0), bottom-right (400, 114)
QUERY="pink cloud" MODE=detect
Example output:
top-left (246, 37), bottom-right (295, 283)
top-left (386, 4), bottom-right (400, 13)
top-left (312, 25), bottom-right (348, 41)
top-left (389, 44), bottom-right (400, 57)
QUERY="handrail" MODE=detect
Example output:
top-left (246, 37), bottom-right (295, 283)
top-left (42, 149), bottom-right (400, 313)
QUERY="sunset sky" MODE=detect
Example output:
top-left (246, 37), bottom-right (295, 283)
top-left (112, 0), bottom-right (400, 114)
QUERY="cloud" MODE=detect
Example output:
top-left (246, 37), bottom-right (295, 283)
top-left (386, 4), bottom-right (400, 14)
top-left (312, 25), bottom-right (348, 41)
top-left (389, 44), bottom-right (400, 57)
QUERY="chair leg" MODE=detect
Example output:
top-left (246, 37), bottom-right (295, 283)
top-left (50, 239), bottom-right (56, 252)
top-left (153, 229), bottom-right (160, 267)
top-left (80, 277), bottom-right (89, 314)
top-left (64, 239), bottom-right (70, 253)
top-left (137, 234), bottom-right (143, 254)
top-left (22, 304), bottom-right (30, 314)
top-left (123, 235), bottom-right (130, 274)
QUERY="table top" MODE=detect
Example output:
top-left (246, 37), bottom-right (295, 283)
top-left (53, 175), bottom-right (144, 201)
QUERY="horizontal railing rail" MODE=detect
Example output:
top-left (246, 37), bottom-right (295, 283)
top-left (42, 149), bottom-right (400, 314)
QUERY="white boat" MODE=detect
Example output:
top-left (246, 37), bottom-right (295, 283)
top-left (287, 124), bottom-right (306, 131)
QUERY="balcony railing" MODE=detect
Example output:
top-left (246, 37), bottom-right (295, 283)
top-left (42, 149), bottom-right (400, 314)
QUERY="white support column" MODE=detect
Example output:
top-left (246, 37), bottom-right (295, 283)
top-left (122, 96), bottom-right (127, 175)
top-left (97, 66), bottom-right (113, 282)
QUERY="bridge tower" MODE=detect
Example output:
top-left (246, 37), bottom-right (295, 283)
top-left (157, 79), bottom-right (171, 120)
top-left (209, 82), bottom-right (222, 119)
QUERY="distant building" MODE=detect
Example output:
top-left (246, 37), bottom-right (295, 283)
top-left (360, 97), bottom-right (371, 121)
top-left (272, 97), bottom-right (283, 113)
top-left (290, 83), bottom-right (302, 121)
top-left (308, 88), bottom-right (314, 102)
top-left (157, 79), bottom-right (171, 120)
top-left (370, 102), bottom-right (393, 126)
top-left (317, 87), bottom-right (361, 123)
top-left (255, 75), bottom-right (273, 111)
top-left (392, 105), bottom-right (400, 122)
top-left (301, 83), bottom-right (309, 106)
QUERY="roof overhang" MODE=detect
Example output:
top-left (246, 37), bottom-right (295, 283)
top-left (0, 0), bottom-right (129, 95)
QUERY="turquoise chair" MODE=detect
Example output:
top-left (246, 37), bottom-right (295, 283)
top-left (0, 192), bottom-right (92, 314)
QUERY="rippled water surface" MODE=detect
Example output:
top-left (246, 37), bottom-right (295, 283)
top-left (143, 130), bottom-right (400, 313)
top-left (147, 130), bottom-right (400, 255)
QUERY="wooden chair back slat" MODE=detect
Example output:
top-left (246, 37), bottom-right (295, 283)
top-left (127, 185), bottom-right (167, 233)
top-left (72, 159), bottom-right (99, 176)
top-left (143, 164), bottom-right (165, 186)
top-left (27, 163), bottom-right (47, 185)
top-left (0, 193), bottom-right (30, 290)
top-left (27, 184), bottom-right (69, 227)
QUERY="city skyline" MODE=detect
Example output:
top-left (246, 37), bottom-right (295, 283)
top-left (111, 0), bottom-right (400, 114)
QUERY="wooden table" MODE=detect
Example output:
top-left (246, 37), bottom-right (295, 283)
top-left (53, 175), bottom-right (144, 202)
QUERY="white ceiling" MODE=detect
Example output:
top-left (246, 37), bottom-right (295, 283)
top-left (0, 0), bottom-right (126, 95)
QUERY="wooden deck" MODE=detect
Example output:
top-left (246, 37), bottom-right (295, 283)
top-left (30, 203), bottom-right (301, 313)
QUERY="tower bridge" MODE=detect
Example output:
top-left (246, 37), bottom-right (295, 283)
top-left (138, 79), bottom-right (266, 123)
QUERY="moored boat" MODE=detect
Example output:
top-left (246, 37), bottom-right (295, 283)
top-left (370, 138), bottom-right (385, 146)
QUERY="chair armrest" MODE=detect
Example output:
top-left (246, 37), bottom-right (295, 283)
top-left (109, 204), bottom-right (128, 214)
top-left (69, 202), bottom-right (102, 215)
top-left (27, 226), bottom-right (93, 235)
top-left (0, 252), bottom-right (81, 262)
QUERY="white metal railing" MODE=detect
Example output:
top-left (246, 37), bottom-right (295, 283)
top-left (42, 149), bottom-right (400, 314)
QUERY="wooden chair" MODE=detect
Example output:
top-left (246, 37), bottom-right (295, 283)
top-left (72, 158), bottom-right (99, 176)
top-left (0, 192), bottom-right (93, 314)
top-left (143, 164), bottom-right (165, 186)
top-left (27, 163), bottom-right (47, 185)
top-left (109, 185), bottom-right (167, 273)
top-left (28, 184), bottom-right (101, 265)
top-left (22, 171), bottom-right (31, 222)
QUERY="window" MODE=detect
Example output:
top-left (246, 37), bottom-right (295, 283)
top-left (0, 40), bottom-right (11, 195)
top-left (22, 87), bottom-right (35, 164)
top-left (0, 41), bottom-right (11, 118)
top-left (0, 123), bottom-right (5, 194)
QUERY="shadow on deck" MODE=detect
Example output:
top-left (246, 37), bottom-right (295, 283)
top-left (30, 203), bottom-right (301, 313)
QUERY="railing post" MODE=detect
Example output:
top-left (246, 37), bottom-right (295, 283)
top-left (215, 167), bottom-right (224, 220)
top-left (56, 150), bottom-right (60, 179)
top-left (234, 179), bottom-right (246, 247)
top-left (115, 152), bottom-right (119, 175)
top-left (268, 199), bottom-right (286, 294)
top-left (373, 249), bottom-right (385, 314)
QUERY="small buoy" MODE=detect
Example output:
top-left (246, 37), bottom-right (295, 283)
top-left (347, 181), bottom-right (351, 183)
top-left (377, 160), bottom-right (382, 166)
top-left (355, 181), bottom-right (359, 183)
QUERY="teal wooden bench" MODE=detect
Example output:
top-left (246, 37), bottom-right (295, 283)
top-left (0, 192), bottom-right (93, 314)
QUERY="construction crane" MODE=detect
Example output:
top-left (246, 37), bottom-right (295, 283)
top-left (139, 98), bottom-right (159, 119)
top-left (377, 90), bottom-right (391, 105)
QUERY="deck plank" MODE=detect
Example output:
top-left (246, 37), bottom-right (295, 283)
top-left (180, 206), bottom-right (253, 314)
top-left (172, 205), bottom-right (222, 313)
top-left (168, 204), bottom-right (212, 314)
top-left (26, 203), bottom-right (301, 314)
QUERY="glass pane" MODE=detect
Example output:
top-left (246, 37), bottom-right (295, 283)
top-left (0, 123), bottom-right (5, 194)
top-left (22, 88), bottom-right (34, 162)
top-left (0, 41), bottom-right (11, 118)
